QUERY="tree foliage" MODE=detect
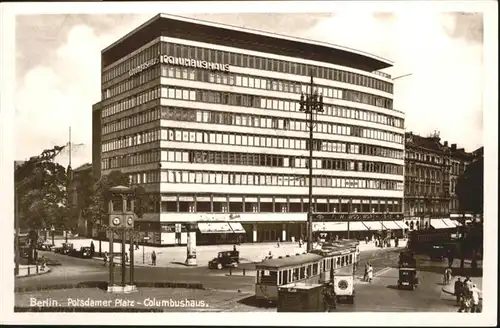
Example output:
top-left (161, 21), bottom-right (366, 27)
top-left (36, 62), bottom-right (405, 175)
top-left (15, 160), bottom-right (70, 231)
top-left (84, 170), bottom-right (148, 231)
top-left (456, 156), bottom-right (484, 215)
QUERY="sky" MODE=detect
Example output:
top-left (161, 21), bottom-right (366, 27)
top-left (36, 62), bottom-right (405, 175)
top-left (13, 10), bottom-right (485, 169)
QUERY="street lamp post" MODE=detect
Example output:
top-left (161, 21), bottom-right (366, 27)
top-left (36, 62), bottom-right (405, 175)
top-left (51, 226), bottom-right (55, 246)
top-left (299, 73), bottom-right (324, 252)
top-left (347, 210), bottom-right (351, 240)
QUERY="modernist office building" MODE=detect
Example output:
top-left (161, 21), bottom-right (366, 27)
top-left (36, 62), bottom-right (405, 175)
top-left (92, 14), bottom-right (406, 246)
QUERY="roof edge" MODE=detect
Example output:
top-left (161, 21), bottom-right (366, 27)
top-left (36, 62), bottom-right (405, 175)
top-left (102, 14), bottom-right (161, 53)
top-left (102, 13), bottom-right (393, 69)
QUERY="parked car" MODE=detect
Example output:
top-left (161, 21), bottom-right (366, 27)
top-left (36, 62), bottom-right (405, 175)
top-left (208, 250), bottom-right (240, 270)
top-left (53, 246), bottom-right (64, 254)
top-left (61, 243), bottom-right (74, 255)
top-left (70, 247), bottom-right (93, 259)
top-left (37, 242), bottom-right (53, 251)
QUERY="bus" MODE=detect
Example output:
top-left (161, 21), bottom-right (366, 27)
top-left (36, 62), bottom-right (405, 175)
top-left (255, 241), bottom-right (359, 304)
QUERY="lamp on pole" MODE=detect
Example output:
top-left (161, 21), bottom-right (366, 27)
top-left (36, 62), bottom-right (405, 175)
top-left (299, 72), bottom-right (324, 252)
top-left (392, 73), bottom-right (413, 81)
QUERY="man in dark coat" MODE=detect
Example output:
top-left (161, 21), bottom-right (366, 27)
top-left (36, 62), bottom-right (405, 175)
top-left (454, 277), bottom-right (463, 305)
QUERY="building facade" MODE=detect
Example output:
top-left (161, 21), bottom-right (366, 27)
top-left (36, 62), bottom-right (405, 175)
top-left (403, 132), bottom-right (480, 231)
top-left (404, 132), bottom-right (451, 230)
top-left (93, 14), bottom-right (405, 245)
top-left (69, 163), bottom-right (93, 236)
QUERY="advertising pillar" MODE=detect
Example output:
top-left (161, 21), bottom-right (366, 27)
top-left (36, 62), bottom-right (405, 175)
top-left (185, 223), bottom-right (197, 266)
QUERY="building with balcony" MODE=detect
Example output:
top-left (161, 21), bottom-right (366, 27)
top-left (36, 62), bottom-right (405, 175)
top-left (92, 14), bottom-right (405, 246)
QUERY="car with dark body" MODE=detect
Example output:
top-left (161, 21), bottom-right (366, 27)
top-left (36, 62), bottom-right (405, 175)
top-left (428, 244), bottom-right (446, 260)
top-left (70, 246), bottom-right (93, 258)
top-left (398, 250), bottom-right (419, 290)
top-left (61, 242), bottom-right (74, 255)
top-left (208, 250), bottom-right (239, 269)
top-left (37, 242), bottom-right (53, 251)
top-left (398, 267), bottom-right (419, 290)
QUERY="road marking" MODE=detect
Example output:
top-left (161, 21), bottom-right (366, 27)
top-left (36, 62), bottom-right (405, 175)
top-left (374, 267), bottom-right (393, 277)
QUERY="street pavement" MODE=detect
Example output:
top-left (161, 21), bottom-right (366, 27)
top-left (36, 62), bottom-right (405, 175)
top-left (15, 248), bottom-right (465, 312)
top-left (55, 238), bottom-right (406, 268)
top-left (17, 239), bottom-right (471, 312)
top-left (15, 243), bottom-right (404, 293)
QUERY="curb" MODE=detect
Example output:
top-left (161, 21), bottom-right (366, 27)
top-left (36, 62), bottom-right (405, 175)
top-left (15, 267), bottom-right (52, 279)
top-left (15, 281), bottom-right (204, 293)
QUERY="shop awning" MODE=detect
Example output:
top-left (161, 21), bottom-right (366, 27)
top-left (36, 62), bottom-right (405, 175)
top-left (313, 222), bottom-right (347, 232)
top-left (229, 222), bottom-right (246, 233)
top-left (430, 219), bottom-right (449, 230)
top-left (381, 221), bottom-right (402, 230)
top-left (362, 221), bottom-right (384, 231)
top-left (198, 222), bottom-right (233, 234)
top-left (442, 218), bottom-right (457, 228)
top-left (347, 221), bottom-right (368, 231)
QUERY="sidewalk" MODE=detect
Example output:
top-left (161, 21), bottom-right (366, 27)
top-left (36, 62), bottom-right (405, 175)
top-left (15, 264), bottom-right (51, 278)
top-left (92, 239), bottom-right (407, 268)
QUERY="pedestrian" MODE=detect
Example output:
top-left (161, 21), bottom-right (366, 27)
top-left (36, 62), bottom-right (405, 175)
top-left (90, 241), bottom-right (95, 256)
top-left (395, 236), bottom-right (399, 248)
top-left (448, 256), bottom-right (454, 268)
top-left (363, 262), bottom-right (369, 282)
top-left (135, 243), bottom-right (139, 250)
top-left (103, 252), bottom-right (108, 266)
top-left (151, 250), bottom-right (156, 266)
top-left (233, 244), bottom-right (237, 252)
top-left (125, 252), bottom-right (129, 263)
top-left (365, 236), bottom-right (368, 244)
top-left (40, 256), bottom-right (46, 271)
top-left (298, 238), bottom-right (303, 248)
top-left (277, 238), bottom-right (280, 248)
top-left (470, 284), bottom-right (481, 313)
top-left (367, 263), bottom-right (373, 283)
top-left (443, 267), bottom-right (452, 285)
top-left (454, 277), bottom-right (463, 305)
top-left (458, 294), bottom-right (470, 312)
top-left (463, 276), bottom-right (472, 295)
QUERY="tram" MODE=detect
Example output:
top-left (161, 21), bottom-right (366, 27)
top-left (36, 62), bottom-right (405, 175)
top-left (255, 241), bottom-right (359, 304)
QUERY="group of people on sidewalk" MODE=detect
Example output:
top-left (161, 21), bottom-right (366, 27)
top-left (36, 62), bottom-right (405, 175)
top-left (102, 250), bottom-right (157, 266)
top-left (453, 275), bottom-right (482, 313)
top-left (363, 262), bottom-right (374, 283)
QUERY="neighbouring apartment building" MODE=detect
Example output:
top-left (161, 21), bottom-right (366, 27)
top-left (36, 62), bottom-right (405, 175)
top-left (404, 131), bottom-right (479, 232)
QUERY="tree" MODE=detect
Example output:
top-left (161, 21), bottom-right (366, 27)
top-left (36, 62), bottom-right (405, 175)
top-left (15, 160), bottom-right (69, 231)
top-left (84, 170), bottom-right (148, 234)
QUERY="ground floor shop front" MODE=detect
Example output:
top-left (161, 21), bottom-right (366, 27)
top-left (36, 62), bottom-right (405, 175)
top-left (91, 212), bottom-right (410, 246)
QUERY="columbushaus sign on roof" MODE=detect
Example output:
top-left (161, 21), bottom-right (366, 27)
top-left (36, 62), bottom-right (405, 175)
top-left (128, 55), bottom-right (230, 76)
